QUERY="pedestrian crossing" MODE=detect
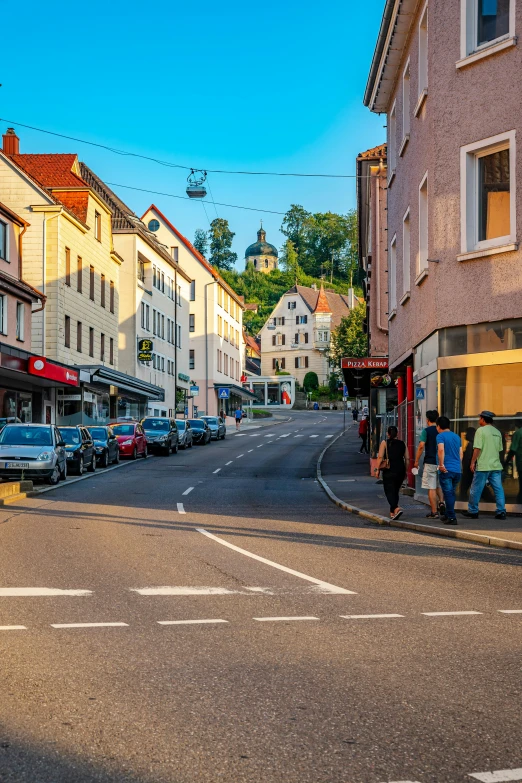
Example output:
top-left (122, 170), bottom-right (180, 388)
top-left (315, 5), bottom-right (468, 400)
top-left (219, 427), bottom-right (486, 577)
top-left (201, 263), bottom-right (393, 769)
top-left (382, 770), bottom-right (522, 783)
top-left (234, 432), bottom-right (335, 439)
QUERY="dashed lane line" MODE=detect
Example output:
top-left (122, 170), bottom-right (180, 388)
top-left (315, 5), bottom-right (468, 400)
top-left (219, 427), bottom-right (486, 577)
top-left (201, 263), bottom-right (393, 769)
top-left (225, 460), bottom-right (233, 465)
top-left (177, 503), bottom-right (186, 514)
top-left (249, 434), bottom-right (261, 437)
top-left (294, 435), bottom-right (305, 438)
top-left (182, 487), bottom-right (194, 496)
top-left (213, 468), bottom-right (221, 474)
top-left (0, 588), bottom-right (92, 597)
top-left (0, 625), bottom-right (27, 631)
top-left (237, 454), bottom-right (244, 458)
top-left (253, 616), bottom-right (319, 623)
top-left (278, 433), bottom-right (291, 438)
top-left (196, 528), bottom-right (356, 595)
top-left (325, 434), bottom-right (333, 438)
top-left (422, 611), bottom-right (482, 617)
top-left (132, 587), bottom-right (239, 596)
top-left (469, 770), bottom-right (522, 782)
top-left (51, 622), bottom-right (128, 629)
top-left (248, 449), bottom-right (254, 452)
top-left (341, 614), bottom-right (404, 620)
top-left (498, 609), bottom-right (522, 614)
top-left (310, 435), bottom-right (319, 438)
top-left (158, 619), bottom-right (228, 626)
top-left (264, 434), bottom-right (276, 437)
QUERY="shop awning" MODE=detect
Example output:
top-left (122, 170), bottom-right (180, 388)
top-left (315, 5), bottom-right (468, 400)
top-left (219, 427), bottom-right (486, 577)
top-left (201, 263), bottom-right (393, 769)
top-left (213, 382), bottom-right (258, 401)
top-left (78, 366), bottom-right (165, 401)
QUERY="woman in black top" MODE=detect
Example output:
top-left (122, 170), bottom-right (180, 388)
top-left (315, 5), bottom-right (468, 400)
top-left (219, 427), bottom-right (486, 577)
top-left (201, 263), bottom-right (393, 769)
top-left (374, 426), bottom-right (409, 520)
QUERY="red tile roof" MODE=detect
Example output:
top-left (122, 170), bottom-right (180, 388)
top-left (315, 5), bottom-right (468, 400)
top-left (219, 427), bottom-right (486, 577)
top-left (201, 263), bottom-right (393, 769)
top-left (357, 143), bottom-right (387, 160)
top-left (244, 333), bottom-right (261, 354)
top-left (54, 191), bottom-right (89, 224)
top-left (9, 154), bottom-right (86, 188)
top-left (313, 284), bottom-right (332, 314)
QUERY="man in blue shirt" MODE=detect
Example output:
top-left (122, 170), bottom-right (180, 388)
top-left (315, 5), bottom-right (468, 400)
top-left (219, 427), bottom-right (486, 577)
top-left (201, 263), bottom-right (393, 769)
top-left (235, 406), bottom-right (243, 431)
top-left (436, 416), bottom-right (463, 525)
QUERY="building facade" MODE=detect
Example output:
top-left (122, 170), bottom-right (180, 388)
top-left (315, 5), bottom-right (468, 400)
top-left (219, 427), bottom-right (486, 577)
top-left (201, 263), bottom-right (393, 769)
top-left (260, 284), bottom-right (354, 386)
top-left (141, 206), bottom-right (252, 417)
top-left (244, 225), bottom-right (278, 272)
top-left (365, 0), bottom-right (522, 510)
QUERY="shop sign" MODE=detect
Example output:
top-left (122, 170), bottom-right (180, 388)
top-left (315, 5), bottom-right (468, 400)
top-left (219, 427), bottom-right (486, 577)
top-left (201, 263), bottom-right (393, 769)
top-left (138, 338), bottom-right (153, 362)
top-left (341, 358), bottom-right (389, 369)
top-left (28, 357), bottom-right (79, 386)
top-left (178, 372), bottom-right (190, 383)
top-left (1, 353), bottom-right (28, 373)
top-left (190, 385), bottom-right (199, 397)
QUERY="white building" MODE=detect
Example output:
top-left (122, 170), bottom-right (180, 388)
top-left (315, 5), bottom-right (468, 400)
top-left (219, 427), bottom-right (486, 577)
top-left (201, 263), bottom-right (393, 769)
top-left (141, 206), bottom-right (253, 417)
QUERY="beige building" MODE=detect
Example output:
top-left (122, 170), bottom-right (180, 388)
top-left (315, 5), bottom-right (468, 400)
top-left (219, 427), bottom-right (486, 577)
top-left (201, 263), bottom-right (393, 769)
top-left (244, 224), bottom-right (278, 272)
top-left (141, 206), bottom-right (252, 417)
top-left (260, 284), bottom-right (354, 386)
top-left (79, 169), bottom-right (191, 417)
top-left (365, 0), bottom-right (522, 510)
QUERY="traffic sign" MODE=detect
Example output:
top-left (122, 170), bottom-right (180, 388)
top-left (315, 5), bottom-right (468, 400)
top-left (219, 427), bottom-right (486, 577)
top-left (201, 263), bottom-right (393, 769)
top-left (415, 388), bottom-right (425, 400)
top-left (184, 406), bottom-right (189, 417)
top-left (218, 387), bottom-right (230, 399)
top-left (343, 385), bottom-right (348, 397)
top-left (190, 385), bottom-right (199, 397)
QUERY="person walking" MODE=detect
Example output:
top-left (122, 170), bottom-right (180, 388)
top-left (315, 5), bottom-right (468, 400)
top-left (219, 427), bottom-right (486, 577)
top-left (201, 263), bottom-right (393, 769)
top-left (374, 426), bottom-right (409, 520)
top-left (435, 416), bottom-right (463, 525)
top-left (414, 410), bottom-right (446, 519)
top-left (461, 411), bottom-right (506, 520)
top-left (358, 416), bottom-right (369, 453)
top-left (234, 406), bottom-right (243, 432)
top-left (352, 408), bottom-right (359, 426)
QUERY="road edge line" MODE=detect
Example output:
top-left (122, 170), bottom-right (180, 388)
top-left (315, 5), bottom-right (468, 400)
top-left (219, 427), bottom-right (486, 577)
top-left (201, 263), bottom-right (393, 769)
top-left (316, 431), bottom-right (522, 552)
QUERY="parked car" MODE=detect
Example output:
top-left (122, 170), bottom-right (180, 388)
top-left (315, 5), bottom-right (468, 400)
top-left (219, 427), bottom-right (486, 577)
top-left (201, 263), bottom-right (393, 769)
top-left (0, 417), bottom-right (22, 430)
top-left (141, 417), bottom-right (179, 455)
top-left (200, 416), bottom-right (226, 440)
top-left (188, 418), bottom-right (211, 445)
top-left (86, 426), bottom-right (120, 468)
top-left (0, 423), bottom-right (67, 484)
top-left (175, 419), bottom-right (193, 449)
top-left (59, 426), bottom-right (97, 476)
top-left (111, 422), bottom-right (147, 460)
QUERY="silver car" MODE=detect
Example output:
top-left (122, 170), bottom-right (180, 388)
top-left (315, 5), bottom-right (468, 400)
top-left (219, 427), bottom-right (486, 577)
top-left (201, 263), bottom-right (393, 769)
top-left (200, 416), bottom-right (226, 440)
top-left (0, 424), bottom-right (67, 485)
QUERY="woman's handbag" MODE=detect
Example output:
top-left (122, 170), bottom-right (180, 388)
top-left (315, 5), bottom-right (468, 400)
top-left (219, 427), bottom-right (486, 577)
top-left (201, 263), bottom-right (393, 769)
top-left (377, 441), bottom-right (390, 472)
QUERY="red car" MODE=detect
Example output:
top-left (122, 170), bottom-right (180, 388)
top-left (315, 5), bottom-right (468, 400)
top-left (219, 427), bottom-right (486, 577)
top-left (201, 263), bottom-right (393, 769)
top-left (111, 422), bottom-right (147, 460)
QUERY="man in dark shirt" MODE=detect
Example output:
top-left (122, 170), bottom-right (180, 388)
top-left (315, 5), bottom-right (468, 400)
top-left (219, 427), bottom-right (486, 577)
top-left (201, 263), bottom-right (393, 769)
top-left (414, 409), bottom-right (446, 519)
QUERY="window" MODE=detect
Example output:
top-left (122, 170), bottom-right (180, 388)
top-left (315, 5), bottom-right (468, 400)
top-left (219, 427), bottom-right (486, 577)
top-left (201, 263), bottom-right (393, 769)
top-left (0, 221), bottom-right (7, 261)
top-left (190, 280), bottom-right (196, 301)
top-left (89, 327), bottom-right (94, 357)
top-left (224, 293), bottom-right (229, 313)
top-left (418, 173), bottom-right (429, 275)
top-left (110, 337), bottom-right (114, 365)
top-left (177, 324), bottom-right (181, 347)
top-left (389, 102), bottom-right (397, 176)
top-left (90, 265), bottom-right (95, 301)
top-left (177, 284), bottom-right (181, 304)
top-left (402, 208), bottom-right (411, 295)
top-left (478, 0), bottom-right (510, 45)
top-left (317, 330), bottom-right (329, 342)
top-left (100, 333), bottom-right (105, 362)
top-left (101, 274), bottom-right (106, 308)
top-left (273, 334), bottom-right (286, 346)
top-left (390, 235), bottom-right (397, 314)
top-left (296, 315), bottom-right (307, 324)
top-left (402, 60), bottom-right (410, 143)
top-left (189, 349), bottom-right (195, 370)
top-left (76, 321), bottom-right (82, 353)
top-left (65, 247), bottom-right (71, 286)
top-left (418, 3), bottom-right (428, 105)
top-left (16, 302), bottom-right (24, 341)
top-left (288, 301), bottom-right (296, 310)
top-left (294, 356), bottom-right (309, 369)
top-left (218, 286), bottom-right (223, 307)
top-left (161, 272), bottom-right (165, 293)
top-left (141, 302), bottom-right (146, 329)
top-left (161, 314), bottom-right (165, 339)
top-left (461, 131), bottom-right (515, 254)
top-left (189, 314), bottom-right (195, 332)
top-left (77, 256), bottom-right (83, 292)
top-left (274, 316), bottom-right (286, 326)
top-left (137, 256), bottom-right (145, 282)
top-left (64, 315), bottom-right (71, 348)
top-left (280, 358), bottom-right (286, 370)
top-left (153, 310), bottom-right (157, 336)
top-left (94, 211), bottom-right (102, 241)
top-left (218, 315), bottom-right (223, 336)
top-left (461, 0), bottom-right (512, 58)
top-left (224, 321), bottom-right (229, 341)
top-left (272, 358), bottom-right (277, 370)
top-left (153, 266), bottom-right (157, 288)
top-left (224, 354), bottom-right (229, 375)
top-left (236, 329), bottom-right (240, 347)
top-left (145, 304), bottom-right (150, 331)
top-left (171, 247), bottom-right (179, 261)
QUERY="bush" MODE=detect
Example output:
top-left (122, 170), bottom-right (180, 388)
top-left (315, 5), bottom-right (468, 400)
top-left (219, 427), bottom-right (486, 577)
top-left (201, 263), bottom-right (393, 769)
top-left (252, 409), bottom-right (272, 418)
top-left (303, 371), bottom-right (319, 391)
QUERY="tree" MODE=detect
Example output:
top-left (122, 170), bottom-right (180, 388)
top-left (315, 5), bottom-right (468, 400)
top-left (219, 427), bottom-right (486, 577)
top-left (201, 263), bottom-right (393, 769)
top-left (329, 302), bottom-right (367, 368)
top-left (208, 218), bottom-right (237, 271)
top-left (280, 205), bottom-right (311, 265)
top-left (303, 371), bottom-right (319, 391)
top-left (193, 228), bottom-right (208, 258)
top-left (279, 239), bottom-right (303, 285)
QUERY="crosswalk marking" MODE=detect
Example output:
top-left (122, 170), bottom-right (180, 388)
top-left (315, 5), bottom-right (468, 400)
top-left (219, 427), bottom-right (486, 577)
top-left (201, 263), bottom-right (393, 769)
top-left (264, 434), bottom-right (276, 437)
top-left (182, 487), bottom-right (194, 496)
top-left (234, 433), bottom-right (247, 437)
top-left (176, 503), bottom-right (186, 514)
top-left (278, 433), bottom-right (291, 438)
top-left (325, 434), bottom-right (334, 438)
top-left (469, 769), bottom-right (522, 782)
top-left (294, 434), bottom-right (304, 437)
top-left (310, 435), bottom-right (319, 438)
top-left (249, 434), bottom-right (261, 437)
top-left (213, 468), bottom-right (221, 474)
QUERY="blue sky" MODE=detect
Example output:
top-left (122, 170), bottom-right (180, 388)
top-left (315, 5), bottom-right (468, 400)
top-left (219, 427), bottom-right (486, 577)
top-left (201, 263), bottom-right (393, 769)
top-left (1, 0), bottom-right (385, 269)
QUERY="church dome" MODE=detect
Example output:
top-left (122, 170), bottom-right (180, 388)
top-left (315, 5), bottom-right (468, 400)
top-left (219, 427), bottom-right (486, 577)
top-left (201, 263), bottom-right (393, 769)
top-left (245, 225), bottom-right (278, 258)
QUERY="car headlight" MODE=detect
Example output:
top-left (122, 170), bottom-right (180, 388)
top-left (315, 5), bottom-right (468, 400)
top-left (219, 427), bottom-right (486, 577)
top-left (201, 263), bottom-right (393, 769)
top-left (37, 451), bottom-right (54, 461)
top-left (122, 439), bottom-right (133, 446)
top-left (159, 435), bottom-right (168, 442)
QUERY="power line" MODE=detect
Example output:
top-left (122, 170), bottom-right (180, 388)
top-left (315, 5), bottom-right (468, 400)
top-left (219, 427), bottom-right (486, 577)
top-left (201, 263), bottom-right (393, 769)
top-left (0, 117), bottom-right (362, 179)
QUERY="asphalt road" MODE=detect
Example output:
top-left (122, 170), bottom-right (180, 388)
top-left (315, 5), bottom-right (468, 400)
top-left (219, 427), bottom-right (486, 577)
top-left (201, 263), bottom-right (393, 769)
top-left (0, 410), bottom-right (520, 783)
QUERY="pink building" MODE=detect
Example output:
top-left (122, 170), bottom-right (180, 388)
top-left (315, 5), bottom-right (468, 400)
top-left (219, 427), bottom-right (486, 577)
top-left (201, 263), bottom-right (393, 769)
top-left (365, 0), bottom-right (522, 511)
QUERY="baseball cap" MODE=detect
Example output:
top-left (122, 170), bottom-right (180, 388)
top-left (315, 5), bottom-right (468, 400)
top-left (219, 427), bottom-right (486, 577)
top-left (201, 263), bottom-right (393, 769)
top-left (479, 410), bottom-right (495, 419)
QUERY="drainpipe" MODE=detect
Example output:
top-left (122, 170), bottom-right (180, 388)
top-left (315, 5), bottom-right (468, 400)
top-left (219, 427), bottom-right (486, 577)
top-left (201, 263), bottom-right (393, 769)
top-left (205, 279), bottom-right (217, 415)
top-left (174, 268), bottom-right (178, 416)
top-left (375, 168), bottom-right (388, 336)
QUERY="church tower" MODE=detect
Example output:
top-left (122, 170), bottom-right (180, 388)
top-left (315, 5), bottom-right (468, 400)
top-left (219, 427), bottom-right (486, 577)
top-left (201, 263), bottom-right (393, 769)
top-left (245, 223), bottom-right (279, 273)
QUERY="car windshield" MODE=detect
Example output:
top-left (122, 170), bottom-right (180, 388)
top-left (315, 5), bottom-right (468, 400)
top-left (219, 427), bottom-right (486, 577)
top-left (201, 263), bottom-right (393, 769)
top-left (142, 419), bottom-right (169, 432)
top-left (112, 424), bottom-right (135, 436)
top-left (87, 428), bottom-right (107, 441)
top-left (0, 426), bottom-right (53, 446)
top-left (188, 419), bottom-right (204, 429)
top-left (175, 421), bottom-right (186, 431)
top-left (59, 428), bottom-right (81, 445)
top-left (203, 417), bottom-right (218, 425)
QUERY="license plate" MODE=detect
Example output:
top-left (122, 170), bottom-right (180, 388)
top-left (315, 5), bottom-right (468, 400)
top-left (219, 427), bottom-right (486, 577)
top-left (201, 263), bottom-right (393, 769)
top-left (6, 462), bottom-right (29, 468)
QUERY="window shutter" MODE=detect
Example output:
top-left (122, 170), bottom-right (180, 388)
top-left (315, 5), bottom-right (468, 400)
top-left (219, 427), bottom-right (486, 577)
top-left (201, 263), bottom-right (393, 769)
top-left (294, 333), bottom-right (298, 343)
top-left (282, 334), bottom-right (285, 345)
top-left (304, 315), bottom-right (308, 324)
top-left (272, 335), bottom-right (276, 346)
top-left (305, 356), bottom-right (309, 368)
top-left (304, 332), bottom-right (309, 343)
top-left (281, 317), bottom-right (285, 325)
top-left (281, 358), bottom-right (285, 369)
top-left (272, 358), bottom-right (276, 369)
top-left (295, 357), bottom-right (299, 369)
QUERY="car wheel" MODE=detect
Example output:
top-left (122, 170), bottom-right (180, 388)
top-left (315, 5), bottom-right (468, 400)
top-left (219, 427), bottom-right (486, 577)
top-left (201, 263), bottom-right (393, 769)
top-left (142, 446), bottom-right (148, 459)
top-left (88, 454), bottom-right (96, 472)
top-left (114, 449), bottom-right (120, 464)
top-left (77, 456), bottom-right (84, 476)
top-left (46, 465), bottom-right (60, 485)
top-left (172, 442), bottom-right (178, 454)
top-left (222, 432), bottom-right (226, 439)
top-left (132, 447), bottom-right (138, 460)
top-left (101, 451), bottom-right (109, 469)
top-left (59, 460), bottom-right (67, 481)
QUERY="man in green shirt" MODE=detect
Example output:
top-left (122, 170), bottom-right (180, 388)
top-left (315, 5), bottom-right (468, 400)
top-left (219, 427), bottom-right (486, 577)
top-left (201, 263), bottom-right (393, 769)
top-left (507, 423), bottom-right (522, 501)
top-left (461, 411), bottom-right (506, 520)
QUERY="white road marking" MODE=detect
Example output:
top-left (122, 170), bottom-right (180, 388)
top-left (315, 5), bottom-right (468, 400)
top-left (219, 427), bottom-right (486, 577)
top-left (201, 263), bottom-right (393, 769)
top-left (0, 625), bottom-right (27, 630)
top-left (325, 435), bottom-right (333, 438)
top-left (338, 479), bottom-right (355, 482)
top-left (469, 769), bottom-right (522, 782)
top-left (236, 454), bottom-right (244, 458)
top-left (380, 780), bottom-right (422, 783)
top-left (257, 444), bottom-right (264, 448)
top-left (422, 611), bottom-right (482, 616)
top-left (225, 460), bottom-right (233, 465)
top-left (341, 614), bottom-right (404, 619)
top-left (0, 588), bottom-right (92, 597)
top-left (132, 587), bottom-right (238, 596)
top-left (294, 434), bottom-right (305, 438)
top-left (213, 468), bottom-right (221, 474)
top-left (249, 434), bottom-right (261, 437)
top-left (177, 503), bottom-right (186, 514)
top-left (158, 619), bottom-right (228, 625)
top-left (264, 434), bottom-right (276, 437)
top-left (310, 435), bottom-right (319, 438)
top-left (196, 529), bottom-right (356, 595)
top-left (51, 622), bottom-right (128, 628)
top-left (235, 433), bottom-right (247, 437)
top-left (248, 449), bottom-right (253, 452)
top-left (182, 487), bottom-right (194, 496)
top-left (498, 609), bottom-right (522, 614)
top-left (253, 616), bottom-right (319, 622)
top-left (278, 433), bottom-right (291, 438)
top-left (245, 587), bottom-right (274, 594)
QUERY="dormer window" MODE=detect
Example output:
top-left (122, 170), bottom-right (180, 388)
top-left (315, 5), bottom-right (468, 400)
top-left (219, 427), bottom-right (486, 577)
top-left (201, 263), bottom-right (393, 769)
top-left (288, 301), bottom-right (296, 310)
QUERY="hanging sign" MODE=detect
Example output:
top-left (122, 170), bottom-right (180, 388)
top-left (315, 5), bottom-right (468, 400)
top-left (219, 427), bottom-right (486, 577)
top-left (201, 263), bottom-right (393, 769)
top-left (190, 385), bottom-right (199, 397)
top-left (138, 338), bottom-right (153, 362)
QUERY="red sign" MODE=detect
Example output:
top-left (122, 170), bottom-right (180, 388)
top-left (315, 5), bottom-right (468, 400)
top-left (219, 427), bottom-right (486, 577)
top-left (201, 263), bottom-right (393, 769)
top-left (28, 357), bottom-right (79, 386)
top-left (341, 357), bottom-right (388, 370)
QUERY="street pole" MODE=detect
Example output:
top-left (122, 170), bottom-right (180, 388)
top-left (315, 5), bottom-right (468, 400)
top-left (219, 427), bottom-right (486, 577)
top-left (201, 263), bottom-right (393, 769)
top-left (205, 280), bottom-right (217, 416)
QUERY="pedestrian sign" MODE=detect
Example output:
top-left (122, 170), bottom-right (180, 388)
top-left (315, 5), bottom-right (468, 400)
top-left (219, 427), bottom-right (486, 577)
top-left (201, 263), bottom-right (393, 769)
top-left (218, 388), bottom-right (230, 399)
top-left (415, 388), bottom-right (425, 400)
top-left (343, 385), bottom-right (348, 397)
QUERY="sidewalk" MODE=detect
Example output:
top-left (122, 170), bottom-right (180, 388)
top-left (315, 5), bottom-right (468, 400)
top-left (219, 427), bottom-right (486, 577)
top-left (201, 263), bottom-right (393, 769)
top-left (318, 424), bottom-right (522, 551)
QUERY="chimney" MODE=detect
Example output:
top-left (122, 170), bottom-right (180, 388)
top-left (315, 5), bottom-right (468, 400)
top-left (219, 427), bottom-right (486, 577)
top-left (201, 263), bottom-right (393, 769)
top-left (2, 128), bottom-right (19, 156)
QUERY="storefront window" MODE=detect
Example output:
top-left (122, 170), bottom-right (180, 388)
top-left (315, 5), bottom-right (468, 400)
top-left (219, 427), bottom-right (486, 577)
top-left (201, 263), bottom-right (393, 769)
top-left (0, 389), bottom-right (33, 424)
top-left (18, 392), bottom-right (32, 423)
top-left (267, 383), bottom-right (280, 405)
top-left (83, 389), bottom-right (110, 425)
top-left (251, 383), bottom-right (265, 406)
top-left (441, 365), bottom-right (522, 505)
top-left (57, 390), bottom-right (82, 425)
top-left (440, 319), bottom-right (522, 357)
top-left (118, 395), bottom-right (147, 422)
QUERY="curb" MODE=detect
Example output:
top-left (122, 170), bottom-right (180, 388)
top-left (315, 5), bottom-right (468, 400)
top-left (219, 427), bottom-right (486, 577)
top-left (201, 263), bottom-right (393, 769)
top-left (317, 431), bottom-right (522, 553)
